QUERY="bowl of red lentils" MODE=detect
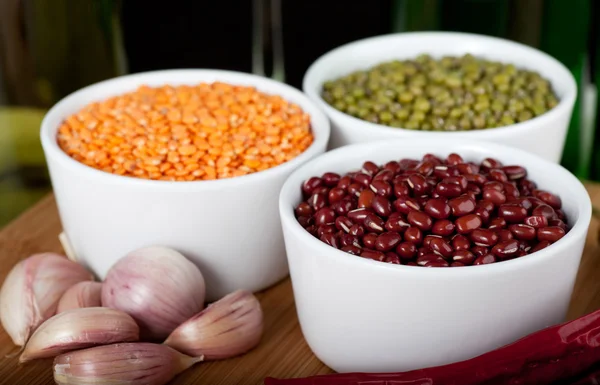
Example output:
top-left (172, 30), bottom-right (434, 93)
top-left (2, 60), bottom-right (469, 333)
top-left (303, 32), bottom-right (576, 163)
top-left (41, 69), bottom-right (330, 301)
top-left (279, 138), bottom-right (590, 373)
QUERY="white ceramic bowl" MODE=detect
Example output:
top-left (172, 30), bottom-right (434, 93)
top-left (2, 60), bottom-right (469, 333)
top-left (303, 32), bottom-right (577, 163)
top-left (41, 69), bottom-right (330, 301)
top-left (279, 138), bottom-right (591, 373)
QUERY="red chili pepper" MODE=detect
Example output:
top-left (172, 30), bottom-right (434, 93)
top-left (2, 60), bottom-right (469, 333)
top-left (265, 309), bottom-right (600, 385)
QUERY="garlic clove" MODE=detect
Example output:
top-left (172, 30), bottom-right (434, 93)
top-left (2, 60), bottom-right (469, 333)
top-left (56, 281), bottom-right (102, 313)
top-left (53, 342), bottom-right (202, 385)
top-left (20, 307), bottom-right (139, 363)
top-left (0, 253), bottom-right (92, 346)
top-left (101, 246), bottom-right (206, 341)
top-left (164, 290), bottom-right (263, 360)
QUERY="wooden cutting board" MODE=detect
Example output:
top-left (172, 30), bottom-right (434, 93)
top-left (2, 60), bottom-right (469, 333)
top-left (1, 186), bottom-right (600, 385)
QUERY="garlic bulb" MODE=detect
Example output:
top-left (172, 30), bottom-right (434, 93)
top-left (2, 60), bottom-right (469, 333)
top-left (164, 290), bottom-right (263, 360)
top-left (20, 307), bottom-right (139, 362)
top-left (101, 246), bottom-right (206, 341)
top-left (0, 253), bottom-right (92, 346)
top-left (57, 281), bottom-right (102, 313)
top-left (53, 343), bottom-right (202, 385)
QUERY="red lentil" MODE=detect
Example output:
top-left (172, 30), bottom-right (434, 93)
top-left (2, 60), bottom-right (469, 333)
top-left (57, 82), bottom-right (313, 181)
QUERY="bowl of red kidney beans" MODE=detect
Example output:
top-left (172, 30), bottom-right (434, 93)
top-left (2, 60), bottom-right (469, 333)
top-left (278, 138), bottom-right (591, 373)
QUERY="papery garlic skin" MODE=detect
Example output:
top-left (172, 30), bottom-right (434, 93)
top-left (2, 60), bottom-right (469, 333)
top-left (164, 290), bottom-right (263, 360)
top-left (57, 281), bottom-right (102, 313)
top-left (0, 253), bottom-right (92, 346)
top-left (102, 246), bottom-right (206, 341)
top-left (53, 342), bottom-right (202, 385)
top-left (20, 307), bottom-right (139, 362)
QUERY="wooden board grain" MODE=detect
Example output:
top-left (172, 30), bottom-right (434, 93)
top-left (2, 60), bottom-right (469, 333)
top-left (1, 185), bottom-right (600, 385)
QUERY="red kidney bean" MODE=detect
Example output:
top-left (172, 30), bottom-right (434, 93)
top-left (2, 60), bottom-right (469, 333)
top-left (470, 229), bottom-right (499, 247)
top-left (302, 177), bottom-right (322, 196)
top-left (556, 209), bottom-right (566, 221)
top-left (393, 196), bottom-right (421, 214)
top-left (341, 245), bottom-right (361, 255)
top-left (362, 233), bottom-right (378, 249)
top-left (476, 199), bottom-right (495, 212)
top-left (361, 161), bottom-right (379, 176)
top-left (473, 253), bottom-right (496, 265)
top-left (481, 157), bottom-right (503, 170)
top-left (518, 240), bottom-right (531, 252)
top-left (534, 190), bottom-right (562, 209)
top-left (372, 196), bottom-right (392, 217)
top-left (396, 242), bottom-right (417, 260)
top-left (503, 182), bottom-right (520, 199)
top-left (408, 211), bottom-right (433, 231)
top-left (375, 232), bottom-right (402, 252)
top-left (305, 225), bottom-right (317, 236)
top-left (444, 175), bottom-right (468, 190)
top-left (423, 235), bottom-right (440, 249)
top-left (456, 162), bottom-right (478, 175)
top-left (492, 239), bottom-right (520, 259)
top-left (328, 187), bottom-right (346, 204)
top-left (497, 229), bottom-right (514, 242)
top-left (348, 208), bottom-right (370, 223)
top-left (482, 188), bottom-right (506, 206)
top-left (355, 174), bottom-right (373, 188)
top-left (384, 161), bottom-right (401, 174)
top-left (364, 213), bottom-right (385, 233)
top-left (467, 182), bottom-right (482, 194)
top-left (489, 169), bottom-right (508, 182)
top-left (528, 196), bottom-right (545, 208)
top-left (407, 174), bottom-right (430, 195)
top-left (432, 219), bottom-right (455, 236)
top-left (537, 226), bottom-right (566, 242)
top-left (524, 215), bottom-right (548, 228)
top-left (498, 204), bottom-right (528, 223)
top-left (295, 202), bottom-right (313, 217)
top-left (312, 186), bottom-right (329, 196)
top-left (549, 219), bottom-right (567, 231)
top-left (399, 158), bottom-right (419, 170)
top-left (404, 227), bottom-right (423, 245)
top-left (433, 165), bottom-right (459, 179)
top-left (320, 232), bottom-right (339, 249)
top-left (429, 237), bottom-right (453, 259)
top-left (465, 191), bottom-right (478, 201)
top-left (503, 165), bottom-right (527, 180)
top-left (455, 214), bottom-right (482, 234)
top-left (446, 153), bottom-right (464, 165)
top-left (424, 198), bottom-right (451, 219)
top-left (452, 250), bottom-right (476, 265)
top-left (315, 208), bottom-right (336, 226)
top-left (334, 197), bottom-right (356, 216)
top-left (337, 175), bottom-right (352, 190)
top-left (417, 253), bottom-right (445, 266)
top-left (322, 172), bottom-right (341, 187)
top-left (464, 173), bottom-right (487, 186)
top-left (509, 224), bottom-right (536, 241)
top-left (373, 169), bottom-right (394, 183)
top-left (317, 224), bottom-right (335, 237)
top-left (393, 181), bottom-right (410, 198)
top-left (385, 215), bottom-right (410, 233)
top-left (532, 204), bottom-right (557, 221)
top-left (347, 183), bottom-right (364, 197)
top-left (452, 234), bottom-right (470, 251)
top-left (417, 246), bottom-right (431, 258)
top-left (530, 240), bottom-right (551, 253)
top-left (297, 216), bottom-right (313, 228)
top-left (335, 216), bottom-right (353, 233)
top-left (309, 192), bottom-right (327, 210)
top-left (449, 195), bottom-right (476, 216)
top-left (423, 154), bottom-right (443, 164)
top-left (511, 197), bottom-right (533, 212)
top-left (471, 245), bottom-right (489, 257)
top-left (488, 217), bottom-right (507, 230)
top-left (416, 161), bottom-right (435, 176)
top-left (436, 182), bottom-right (463, 197)
top-left (361, 249), bottom-right (385, 261)
top-left (484, 181), bottom-right (505, 192)
top-left (424, 260), bottom-right (450, 267)
top-left (370, 180), bottom-right (392, 197)
top-left (473, 207), bottom-right (491, 225)
top-left (349, 224), bottom-right (365, 237)
top-left (385, 252), bottom-right (401, 264)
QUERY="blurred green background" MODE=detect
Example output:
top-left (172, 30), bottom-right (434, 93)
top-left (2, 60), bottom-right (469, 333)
top-left (0, 0), bottom-right (597, 226)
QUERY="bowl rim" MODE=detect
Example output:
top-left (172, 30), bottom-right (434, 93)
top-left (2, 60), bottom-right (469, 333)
top-left (41, 69), bottom-right (331, 191)
top-left (302, 31), bottom-right (577, 138)
top-left (279, 138), bottom-right (592, 276)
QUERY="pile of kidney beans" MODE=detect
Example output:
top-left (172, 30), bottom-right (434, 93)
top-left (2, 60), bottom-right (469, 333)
top-left (294, 153), bottom-right (568, 267)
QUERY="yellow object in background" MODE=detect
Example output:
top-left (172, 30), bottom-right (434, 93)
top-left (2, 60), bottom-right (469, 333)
top-left (0, 107), bottom-right (50, 226)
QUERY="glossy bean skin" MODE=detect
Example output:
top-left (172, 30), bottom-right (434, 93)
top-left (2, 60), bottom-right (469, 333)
top-left (295, 155), bottom-right (568, 267)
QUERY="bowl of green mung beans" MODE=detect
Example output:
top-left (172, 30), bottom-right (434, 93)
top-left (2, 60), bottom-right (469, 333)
top-left (303, 32), bottom-right (576, 163)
